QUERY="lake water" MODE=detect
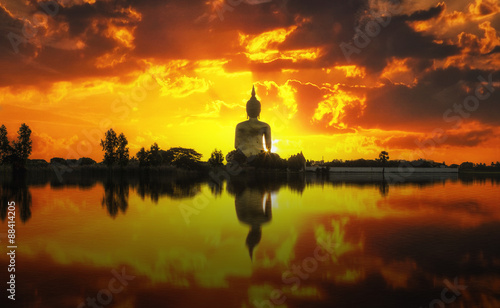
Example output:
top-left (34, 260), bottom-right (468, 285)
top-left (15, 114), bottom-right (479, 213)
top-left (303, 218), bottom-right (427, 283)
top-left (1, 172), bottom-right (499, 308)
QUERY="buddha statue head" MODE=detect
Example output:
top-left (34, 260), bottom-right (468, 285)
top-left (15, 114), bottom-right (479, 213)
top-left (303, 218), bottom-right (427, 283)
top-left (246, 86), bottom-right (261, 119)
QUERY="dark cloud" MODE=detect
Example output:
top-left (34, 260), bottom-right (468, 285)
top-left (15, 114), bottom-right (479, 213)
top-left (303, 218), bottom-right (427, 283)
top-left (488, 45), bottom-right (500, 54)
top-left (345, 68), bottom-right (500, 131)
top-left (55, 1), bottom-right (132, 36)
top-left (405, 2), bottom-right (445, 21)
top-left (0, 0), bottom-right (144, 86)
top-left (379, 128), bottom-right (495, 150)
top-left (327, 14), bottom-right (459, 72)
top-left (224, 1), bottom-right (459, 73)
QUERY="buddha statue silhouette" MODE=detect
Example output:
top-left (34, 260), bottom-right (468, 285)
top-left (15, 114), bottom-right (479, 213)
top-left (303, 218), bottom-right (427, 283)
top-left (234, 86), bottom-right (272, 158)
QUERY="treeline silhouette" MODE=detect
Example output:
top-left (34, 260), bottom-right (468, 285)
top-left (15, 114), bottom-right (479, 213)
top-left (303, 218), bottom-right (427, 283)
top-left (1, 125), bottom-right (499, 174)
top-left (308, 158), bottom-right (500, 172)
top-left (1, 127), bottom-right (308, 176)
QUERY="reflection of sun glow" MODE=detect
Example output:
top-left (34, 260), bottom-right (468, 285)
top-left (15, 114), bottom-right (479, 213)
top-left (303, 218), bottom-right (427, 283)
top-left (262, 193), bottom-right (269, 212)
top-left (271, 192), bottom-right (279, 208)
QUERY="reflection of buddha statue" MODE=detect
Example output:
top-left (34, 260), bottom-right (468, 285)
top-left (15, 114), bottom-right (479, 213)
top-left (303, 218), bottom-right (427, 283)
top-left (235, 188), bottom-right (272, 260)
top-left (235, 86), bottom-right (272, 157)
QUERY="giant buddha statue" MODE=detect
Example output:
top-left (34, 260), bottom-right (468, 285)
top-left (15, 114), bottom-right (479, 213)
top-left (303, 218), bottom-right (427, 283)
top-left (234, 86), bottom-right (272, 157)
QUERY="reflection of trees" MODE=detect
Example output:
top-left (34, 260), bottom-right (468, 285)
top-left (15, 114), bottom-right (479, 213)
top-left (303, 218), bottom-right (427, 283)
top-left (459, 173), bottom-right (500, 186)
top-left (0, 172), bottom-right (32, 223)
top-left (287, 173), bottom-right (306, 194)
top-left (207, 180), bottom-right (223, 197)
top-left (305, 173), bottom-right (479, 197)
top-left (379, 180), bottom-right (389, 197)
top-left (135, 176), bottom-right (201, 203)
top-left (101, 178), bottom-right (129, 218)
top-left (226, 174), bottom-right (288, 197)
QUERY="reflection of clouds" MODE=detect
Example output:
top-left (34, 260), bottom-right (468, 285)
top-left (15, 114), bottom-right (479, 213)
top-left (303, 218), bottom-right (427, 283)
top-left (314, 218), bottom-right (364, 284)
top-left (315, 218), bottom-right (362, 263)
top-left (5, 174), bottom-right (500, 307)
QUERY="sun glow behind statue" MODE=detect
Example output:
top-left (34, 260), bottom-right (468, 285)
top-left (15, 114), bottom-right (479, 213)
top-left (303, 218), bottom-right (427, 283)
top-left (262, 135), bottom-right (279, 153)
top-left (271, 139), bottom-right (279, 153)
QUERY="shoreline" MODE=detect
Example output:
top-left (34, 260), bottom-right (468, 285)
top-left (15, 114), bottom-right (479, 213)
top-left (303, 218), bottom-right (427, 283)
top-left (305, 166), bottom-right (459, 173)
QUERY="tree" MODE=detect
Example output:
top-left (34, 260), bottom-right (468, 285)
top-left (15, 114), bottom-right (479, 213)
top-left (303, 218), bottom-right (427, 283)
top-left (117, 133), bottom-right (129, 166)
top-left (226, 149), bottom-right (246, 165)
top-left (378, 151), bottom-right (389, 164)
top-left (12, 123), bottom-right (32, 168)
top-left (377, 151), bottom-right (389, 175)
top-left (149, 143), bottom-right (162, 166)
top-left (129, 156), bottom-right (138, 164)
top-left (288, 152), bottom-right (306, 171)
top-left (249, 152), bottom-right (287, 169)
top-left (136, 147), bottom-right (149, 167)
top-left (100, 129), bottom-right (118, 166)
top-left (0, 125), bottom-right (12, 164)
top-left (208, 148), bottom-right (224, 167)
top-left (159, 149), bottom-right (174, 165)
top-left (78, 157), bottom-right (97, 166)
top-left (460, 161), bottom-right (474, 169)
top-left (165, 147), bottom-right (202, 170)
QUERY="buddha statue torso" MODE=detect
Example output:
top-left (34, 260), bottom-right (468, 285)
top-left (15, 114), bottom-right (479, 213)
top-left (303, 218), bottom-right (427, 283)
top-left (235, 119), bottom-right (271, 157)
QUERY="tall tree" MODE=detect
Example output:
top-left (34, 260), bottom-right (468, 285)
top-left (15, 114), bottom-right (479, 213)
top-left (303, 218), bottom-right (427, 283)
top-left (378, 151), bottom-right (389, 164)
top-left (100, 129), bottom-right (118, 166)
top-left (0, 125), bottom-right (12, 164)
top-left (12, 123), bottom-right (32, 167)
top-left (378, 151), bottom-right (389, 175)
top-left (117, 133), bottom-right (129, 166)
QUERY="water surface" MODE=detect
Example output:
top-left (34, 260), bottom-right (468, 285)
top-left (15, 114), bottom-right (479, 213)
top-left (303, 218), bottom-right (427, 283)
top-left (1, 172), bottom-right (499, 308)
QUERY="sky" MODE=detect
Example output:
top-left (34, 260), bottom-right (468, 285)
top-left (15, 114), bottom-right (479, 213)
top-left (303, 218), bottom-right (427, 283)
top-left (0, 0), bottom-right (499, 164)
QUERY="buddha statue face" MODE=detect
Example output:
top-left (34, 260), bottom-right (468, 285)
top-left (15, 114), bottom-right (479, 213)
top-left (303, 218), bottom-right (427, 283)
top-left (246, 86), bottom-right (261, 118)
